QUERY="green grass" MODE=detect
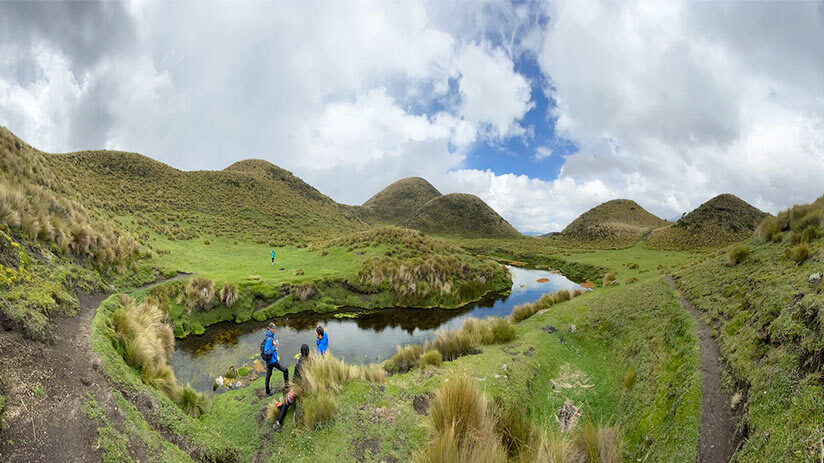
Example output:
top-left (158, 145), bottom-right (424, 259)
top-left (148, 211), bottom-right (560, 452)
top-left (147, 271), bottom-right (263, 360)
top-left (561, 241), bottom-right (694, 283)
top-left (675, 235), bottom-right (824, 462)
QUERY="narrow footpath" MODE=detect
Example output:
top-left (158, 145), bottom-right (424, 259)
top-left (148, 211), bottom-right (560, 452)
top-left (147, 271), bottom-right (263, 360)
top-left (667, 276), bottom-right (736, 463)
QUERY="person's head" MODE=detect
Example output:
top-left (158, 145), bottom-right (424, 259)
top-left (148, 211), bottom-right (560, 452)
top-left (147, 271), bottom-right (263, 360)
top-left (300, 343), bottom-right (310, 358)
top-left (268, 322), bottom-right (276, 334)
top-left (316, 325), bottom-right (324, 339)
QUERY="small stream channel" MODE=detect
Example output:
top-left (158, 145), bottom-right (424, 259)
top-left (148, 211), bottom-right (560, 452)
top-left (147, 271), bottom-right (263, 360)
top-left (171, 266), bottom-right (584, 393)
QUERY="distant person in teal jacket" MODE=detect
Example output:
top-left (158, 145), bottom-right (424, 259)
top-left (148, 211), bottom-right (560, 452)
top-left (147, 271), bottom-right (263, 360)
top-left (316, 326), bottom-right (328, 355)
top-left (270, 249), bottom-right (275, 265)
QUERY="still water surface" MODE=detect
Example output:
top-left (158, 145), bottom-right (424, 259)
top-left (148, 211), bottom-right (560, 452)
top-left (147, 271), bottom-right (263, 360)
top-left (171, 266), bottom-right (583, 392)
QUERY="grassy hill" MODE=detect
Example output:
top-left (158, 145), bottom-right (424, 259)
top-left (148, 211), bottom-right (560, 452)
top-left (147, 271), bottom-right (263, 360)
top-left (673, 196), bottom-right (824, 461)
top-left (647, 194), bottom-right (765, 250)
top-left (360, 177), bottom-right (442, 225)
top-left (550, 199), bottom-right (668, 248)
top-left (404, 193), bottom-right (521, 238)
top-left (45, 152), bottom-right (367, 246)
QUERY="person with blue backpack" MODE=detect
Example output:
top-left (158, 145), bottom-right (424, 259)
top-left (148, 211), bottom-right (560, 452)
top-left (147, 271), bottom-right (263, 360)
top-left (261, 322), bottom-right (288, 395)
top-left (315, 325), bottom-right (328, 355)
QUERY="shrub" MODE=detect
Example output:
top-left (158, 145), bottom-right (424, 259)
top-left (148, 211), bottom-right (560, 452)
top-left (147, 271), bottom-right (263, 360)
top-left (602, 271), bottom-right (616, 286)
top-left (786, 243), bottom-right (811, 264)
top-left (218, 284), bottom-right (239, 307)
top-left (484, 317), bottom-right (516, 344)
top-left (178, 384), bottom-right (209, 418)
top-left (493, 402), bottom-right (536, 459)
top-left (419, 349), bottom-right (442, 368)
top-left (728, 244), bottom-right (750, 266)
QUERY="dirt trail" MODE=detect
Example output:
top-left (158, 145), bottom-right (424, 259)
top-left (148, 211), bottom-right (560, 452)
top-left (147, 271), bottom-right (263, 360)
top-left (667, 276), bottom-right (736, 463)
top-left (0, 273), bottom-right (188, 463)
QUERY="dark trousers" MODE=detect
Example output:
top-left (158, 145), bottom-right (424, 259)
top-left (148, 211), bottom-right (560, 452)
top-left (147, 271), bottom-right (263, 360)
top-left (265, 361), bottom-right (288, 393)
top-left (276, 400), bottom-right (293, 425)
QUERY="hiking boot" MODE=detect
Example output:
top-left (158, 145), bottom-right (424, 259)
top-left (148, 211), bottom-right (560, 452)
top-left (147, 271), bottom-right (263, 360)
top-left (273, 422), bottom-right (282, 433)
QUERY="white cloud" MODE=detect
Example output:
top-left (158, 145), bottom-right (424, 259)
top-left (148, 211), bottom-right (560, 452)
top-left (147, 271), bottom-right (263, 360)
top-left (457, 42), bottom-right (533, 140)
top-left (533, 0), bottom-right (824, 220)
top-left (534, 146), bottom-right (551, 161)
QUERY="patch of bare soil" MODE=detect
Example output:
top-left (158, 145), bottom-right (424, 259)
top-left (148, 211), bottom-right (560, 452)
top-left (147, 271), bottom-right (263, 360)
top-left (412, 394), bottom-right (431, 415)
top-left (523, 346), bottom-right (535, 357)
top-left (667, 276), bottom-right (737, 463)
top-left (352, 436), bottom-right (381, 462)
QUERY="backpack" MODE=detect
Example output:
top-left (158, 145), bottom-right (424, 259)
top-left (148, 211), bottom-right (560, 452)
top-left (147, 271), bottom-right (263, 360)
top-left (260, 337), bottom-right (272, 362)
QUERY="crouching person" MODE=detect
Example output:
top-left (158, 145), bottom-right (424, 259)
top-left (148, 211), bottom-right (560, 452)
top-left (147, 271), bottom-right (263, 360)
top-left (273, 343), bottom-right (310, 432)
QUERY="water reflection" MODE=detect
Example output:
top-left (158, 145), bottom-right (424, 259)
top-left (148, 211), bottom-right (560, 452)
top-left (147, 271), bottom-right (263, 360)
top-left (171, 266), bottom-right (583, 393)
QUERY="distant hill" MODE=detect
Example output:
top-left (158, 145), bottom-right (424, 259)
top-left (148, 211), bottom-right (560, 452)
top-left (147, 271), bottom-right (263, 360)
top-left (33, 141), bottom-right (366, 246)
top-left (361, 177), bottom-right (442, 225)
top-left (646, 194), bottom-right (765, 249)
top-left (551, 199), bottom-right (668, 248)
top-left (403, 193), bottom-right (520, 238)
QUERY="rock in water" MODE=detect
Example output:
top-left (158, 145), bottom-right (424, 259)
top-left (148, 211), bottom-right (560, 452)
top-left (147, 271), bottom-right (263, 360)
top-left (215, 376), bottom-right (224, 387)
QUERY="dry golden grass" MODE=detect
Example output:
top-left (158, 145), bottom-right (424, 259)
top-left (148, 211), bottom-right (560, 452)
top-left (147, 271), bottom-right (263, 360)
top-left (419, 349), bottom-right (442, 368)
top-left (508, 289), bottom-right (585, 324)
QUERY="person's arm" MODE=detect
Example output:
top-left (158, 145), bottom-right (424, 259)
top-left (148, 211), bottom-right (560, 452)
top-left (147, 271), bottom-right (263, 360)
top-left (264, 338), bottom-right (275, 356)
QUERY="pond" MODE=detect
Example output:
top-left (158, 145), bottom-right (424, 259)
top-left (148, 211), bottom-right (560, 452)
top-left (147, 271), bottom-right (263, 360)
top-left (171, 266), bottom-right (585, 393)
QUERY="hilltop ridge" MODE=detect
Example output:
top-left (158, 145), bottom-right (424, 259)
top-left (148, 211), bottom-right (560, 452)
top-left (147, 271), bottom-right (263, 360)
top-left (360, 177), bottom-right (442, 225)
top-left (647, 194), bottom-right (765, 249)
top-left (404, 193), bottom-right (521, 238)
top-left (551, 199), bottom-right (667, 248)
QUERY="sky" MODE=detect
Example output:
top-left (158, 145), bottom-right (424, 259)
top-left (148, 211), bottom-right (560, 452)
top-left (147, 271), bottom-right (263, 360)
top-left (1, 0), bottom-right (823, 233)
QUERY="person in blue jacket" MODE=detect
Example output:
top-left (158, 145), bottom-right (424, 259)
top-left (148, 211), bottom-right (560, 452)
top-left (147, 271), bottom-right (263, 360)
top-left (263, 323), bottom-right (288, 395)
top-left (270, 249), bottom-right (275, 266)
top-left (315, 325), bottom-right (328, 355)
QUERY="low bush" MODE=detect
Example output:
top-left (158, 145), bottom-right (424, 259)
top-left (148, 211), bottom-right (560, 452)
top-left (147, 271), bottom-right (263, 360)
top-left (786, 243), bottom-right (811, 264)
top-left (419, 349), bottom-right (442, 368)
top-left (728, 244), bottom-right (750, 266)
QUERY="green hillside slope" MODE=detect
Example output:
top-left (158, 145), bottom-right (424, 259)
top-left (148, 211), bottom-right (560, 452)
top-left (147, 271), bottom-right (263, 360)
top-left (648, 194), bottom-right (765, 250)
top-left (360, 177), bottom-right (442, 224)
top-left (673, 196), bottom-right (824, 462)
top-left (404, 193), bottom-right (520, 238)
top-left (553, 199), bottom-right (667, 248)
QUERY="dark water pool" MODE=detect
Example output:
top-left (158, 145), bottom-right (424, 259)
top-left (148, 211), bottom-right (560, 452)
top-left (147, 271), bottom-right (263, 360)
top-left (171, 266), bottom-right (584, 392)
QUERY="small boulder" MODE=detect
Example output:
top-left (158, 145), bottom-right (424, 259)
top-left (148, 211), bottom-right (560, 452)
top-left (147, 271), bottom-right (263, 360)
top-left (809, 272), bottom-right (822, 284)
top-left (569, 324), bottom-right (577, 333)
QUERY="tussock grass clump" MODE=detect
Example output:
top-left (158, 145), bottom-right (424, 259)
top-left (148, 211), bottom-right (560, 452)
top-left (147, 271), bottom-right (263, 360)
top-left (756, 215), bottom-right (783, 242)
top-left (602, 271), bottom-right (617, 286)
top-left (0, 179), bottom-right (142, 265)
top-left (416, 375), bottom-right (506, 463)
top-left (291, 352), bottom-right (384, 428)
top-left (293, 282), bottom-right (317, 301)
top-left (786, 243), bottom-right (810, 264)
top-left (179, 277), bottom-right (215, 313)
top-left (112, 300), bottom-right (177, 399)
top-left (301, 394), bottom-right (338, 429)
top-left (179, 383), bottom-right (210, 418)
top-left (430, 329), bottom-right (476, 361)
top-left (388, 344), bottom-right (424, 374)
top-left (508, 289), bottom-right (586, 323)
top-left (419, 349), bottom-right (442, 368)
top-left (728, 244), bottom-right (750, 266)
top-left (461, 317), bottom-right (515, 345)
top-left (218, 284), bottom-right (239, 307)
